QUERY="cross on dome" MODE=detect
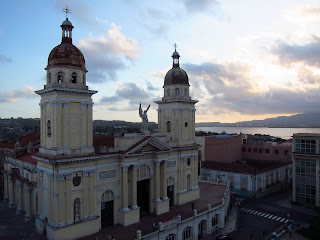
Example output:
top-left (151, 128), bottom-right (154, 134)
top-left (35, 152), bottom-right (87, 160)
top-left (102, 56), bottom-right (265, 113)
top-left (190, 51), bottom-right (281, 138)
top-left (174, 43), bottom-right (178, 52)
top-left (63, 6), bottom-right (71, 19)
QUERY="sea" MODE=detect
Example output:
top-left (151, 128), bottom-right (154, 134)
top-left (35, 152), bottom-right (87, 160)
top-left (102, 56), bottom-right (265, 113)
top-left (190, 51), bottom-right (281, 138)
top-left (195, 127), bottom-right (320, 140)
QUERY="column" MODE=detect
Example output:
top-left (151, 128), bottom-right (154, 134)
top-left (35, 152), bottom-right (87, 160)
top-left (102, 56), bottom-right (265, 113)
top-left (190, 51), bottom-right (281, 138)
top-left (37, 171), bottom-right (43, 217)
top-left (154, 161), bottom-right (161, 202)
top-left (24, 186), bottom-right (31, 220)
top-left (121, 165), bottom-right (130, 211)
top-left (3, 173), bottom-right (8, 200)
top-left (16, 181), bottom-right (22, 214)
top-left (193, 156), bottom-right (198, 188)
top-left (8, 179), bottom-right (15, 207)
top-left (65, 173), bottom-right (72, 224)
top-left (131, 165), bottom-right (138, 209)
top-left (53, 174), bottom-right (59, 224)
top-left (89, 170), bottom-right (95, 217)
top-left (161, 161), bottom-right (168, 200)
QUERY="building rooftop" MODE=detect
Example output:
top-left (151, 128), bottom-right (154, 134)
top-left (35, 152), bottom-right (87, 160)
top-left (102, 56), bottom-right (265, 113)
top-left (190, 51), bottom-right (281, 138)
top-left (202, 159), bottom-right (290, 175)
top-left (78, 182), bottom-right (227, 240)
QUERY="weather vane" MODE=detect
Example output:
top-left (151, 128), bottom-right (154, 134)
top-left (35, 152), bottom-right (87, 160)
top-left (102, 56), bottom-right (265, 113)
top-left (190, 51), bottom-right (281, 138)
top-left (174, 43), bottom-right (178, 51)
top-left (63, 6), bottom-right (71, 19)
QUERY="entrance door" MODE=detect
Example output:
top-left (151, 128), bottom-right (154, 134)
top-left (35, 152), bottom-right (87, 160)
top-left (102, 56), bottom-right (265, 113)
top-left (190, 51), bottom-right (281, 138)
top-left (101, 200), bottom-right (113, 227)
top-left (137, 179), bottom-right (149, 216)
top-left (167, 185), bottom-right (174, 207)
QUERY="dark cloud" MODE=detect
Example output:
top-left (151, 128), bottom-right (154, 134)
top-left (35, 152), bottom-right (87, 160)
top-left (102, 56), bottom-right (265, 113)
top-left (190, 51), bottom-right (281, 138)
top-left (0, 53), bottom-right (12, 63)
top-left (146, 81), bottom-right (159, 91)
top-left (99, 82), bottom-right (153, 111)
top-left (272, 37), bottom-right (320, 67)
top-left (182, 0), bottom-right (219, 14)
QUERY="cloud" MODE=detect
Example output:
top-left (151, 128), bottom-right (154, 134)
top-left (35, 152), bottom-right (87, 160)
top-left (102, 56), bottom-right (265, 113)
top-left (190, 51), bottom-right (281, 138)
top-left (0, 52), bottom-right (12, 63)
top-left (184, 60), bottom-right (320, 116)
top-left (271, 37), bottom-right (320, 67)
top-left (146, 81), bottom-right (159, 91)
top-left (0, 86), bottom-right (36, 104)
top-left (99, 82), bottom-right (153, 111)
top-left (78, 24), bottom-right (140, 82)
top-left (181, 0), bottom-right (219, 14)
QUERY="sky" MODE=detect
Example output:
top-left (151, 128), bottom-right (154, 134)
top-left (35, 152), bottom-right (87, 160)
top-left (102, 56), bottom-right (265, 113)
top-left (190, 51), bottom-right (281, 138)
top-left (1, 0), bottom-right (320, 123)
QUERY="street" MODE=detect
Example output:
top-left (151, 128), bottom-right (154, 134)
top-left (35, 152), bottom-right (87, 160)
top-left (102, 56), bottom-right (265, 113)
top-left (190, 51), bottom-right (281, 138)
top-left (228, 190), bottom-right (315, 240)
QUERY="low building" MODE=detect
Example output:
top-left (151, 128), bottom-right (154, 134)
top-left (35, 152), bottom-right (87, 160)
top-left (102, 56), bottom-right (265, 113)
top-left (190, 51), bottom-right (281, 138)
top-left (292, 133), bottom-right (320, 206)
top-left (197, 135), bottom-right (292, 197)
top-left (201, 159), bottom-right (291, 197)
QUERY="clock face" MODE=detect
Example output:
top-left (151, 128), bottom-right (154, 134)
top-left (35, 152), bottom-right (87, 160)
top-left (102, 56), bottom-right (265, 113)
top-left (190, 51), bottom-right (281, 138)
top-left (70, 119), bottom-right (80, 129)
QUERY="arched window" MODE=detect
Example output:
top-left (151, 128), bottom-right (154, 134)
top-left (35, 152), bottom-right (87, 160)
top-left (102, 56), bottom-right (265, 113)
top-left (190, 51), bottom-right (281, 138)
top-left (167, 88), bottom-right (170, 96)
top-left (47, 120), bottom-right (51, 137)
top-left (187, 174), bottom-right (191, 190)
top-left (184, 88), bottom-right (187, 96)
top-left (166, 121), bottom-right (171, 132)
top-left (183, 227), bottom-right (192, 240)
top-left (74, 198), bottom-right (80, 222)
top-left (212, 214), bottom-right (219, 227)
top-left (166, 234), bottom-right (176, 240)
top-left (101, 190), bottom-right (114, 202)
top-left (71, 72), bottom-right (77, 83)
top-left (57, 72), bottom-right (63, 83)
top-left (47, 72), bottom-right (51, 84)
top-left (175, 88), bottom-right (180, 96)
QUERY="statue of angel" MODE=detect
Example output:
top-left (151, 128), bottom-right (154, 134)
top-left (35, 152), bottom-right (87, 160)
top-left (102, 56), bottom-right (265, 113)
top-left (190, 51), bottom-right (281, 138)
top-left (139, 103), bottom-right (150, 133)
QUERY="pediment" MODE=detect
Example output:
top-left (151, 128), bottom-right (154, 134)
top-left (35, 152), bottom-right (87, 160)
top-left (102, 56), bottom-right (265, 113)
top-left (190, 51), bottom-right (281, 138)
top-left (124, 137), bottom-right (172, 155)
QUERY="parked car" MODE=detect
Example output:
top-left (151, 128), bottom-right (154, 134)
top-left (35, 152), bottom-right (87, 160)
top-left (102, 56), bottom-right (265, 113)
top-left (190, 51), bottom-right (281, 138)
top-left (215, 235), bottom-right (232, 240)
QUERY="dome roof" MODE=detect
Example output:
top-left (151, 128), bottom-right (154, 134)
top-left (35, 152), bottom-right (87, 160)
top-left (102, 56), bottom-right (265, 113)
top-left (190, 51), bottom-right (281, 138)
top-left (46, 18), bottom-right (86, 71)
top-left (61, 18), bottom-right (73, 27)
top-left (47, 43), bottom-right (86, 71)
top-left (164, 66), bottom-right (189, 85)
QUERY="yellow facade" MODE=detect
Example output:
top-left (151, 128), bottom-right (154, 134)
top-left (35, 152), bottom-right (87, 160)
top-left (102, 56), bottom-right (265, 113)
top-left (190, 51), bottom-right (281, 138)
top-left (2, 17), bottom-right (201, 240)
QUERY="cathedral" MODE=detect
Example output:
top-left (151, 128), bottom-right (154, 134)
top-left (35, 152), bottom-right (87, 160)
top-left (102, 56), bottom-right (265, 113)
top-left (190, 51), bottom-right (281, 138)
top-left (1, 16), bottom-right (201, 240)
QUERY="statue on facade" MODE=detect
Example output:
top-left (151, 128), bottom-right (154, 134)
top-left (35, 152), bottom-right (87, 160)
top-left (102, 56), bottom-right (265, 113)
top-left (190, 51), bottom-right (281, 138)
top-left (139, 103), bottom-right (150, 133)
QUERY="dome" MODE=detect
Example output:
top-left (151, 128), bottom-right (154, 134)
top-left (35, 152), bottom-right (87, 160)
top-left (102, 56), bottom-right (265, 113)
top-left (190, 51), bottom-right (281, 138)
top-left (46, 43), bottom-right (86, 71)
top-left (46, 18), bottom-right (86, 71)
top-left (61, 18), bottom-right (73, 28)
top-left (164, 67), bottom-right (189, 85)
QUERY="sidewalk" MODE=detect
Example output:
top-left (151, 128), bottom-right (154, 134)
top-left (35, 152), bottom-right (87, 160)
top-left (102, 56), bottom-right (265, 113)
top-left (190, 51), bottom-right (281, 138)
top-left (203, 203), bottom-right (238, 240)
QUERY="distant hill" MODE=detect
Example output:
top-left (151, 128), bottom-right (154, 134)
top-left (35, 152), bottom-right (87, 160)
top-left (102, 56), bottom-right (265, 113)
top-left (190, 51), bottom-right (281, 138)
top-left (196, 112), bottom-right (320, 128)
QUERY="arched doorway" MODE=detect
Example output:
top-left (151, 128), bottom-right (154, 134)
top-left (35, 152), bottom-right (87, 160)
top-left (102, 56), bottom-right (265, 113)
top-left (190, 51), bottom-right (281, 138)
top-left (137, 164), bottom-right (152, 216)
top-left (167, 176), bottom-right (175, 207)
top-left (198, 220), bottom-right (207, 237)
top-left (101, 190), bottom-right (114, 227)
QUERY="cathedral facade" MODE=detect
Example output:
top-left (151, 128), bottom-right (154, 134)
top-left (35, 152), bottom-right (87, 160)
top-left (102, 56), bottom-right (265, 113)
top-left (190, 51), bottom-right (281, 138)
top-left (1, 17), bottom-right (200, 240)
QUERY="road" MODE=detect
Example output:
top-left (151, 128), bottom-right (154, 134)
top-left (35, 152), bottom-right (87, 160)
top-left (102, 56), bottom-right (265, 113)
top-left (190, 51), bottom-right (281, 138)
top-left (228, 191), bottom-right (315, 240)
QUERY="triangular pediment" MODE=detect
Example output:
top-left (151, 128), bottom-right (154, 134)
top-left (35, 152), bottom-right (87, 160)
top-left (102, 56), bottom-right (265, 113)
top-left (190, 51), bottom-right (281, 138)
top-left (124, 137), bottom-right (172, 155)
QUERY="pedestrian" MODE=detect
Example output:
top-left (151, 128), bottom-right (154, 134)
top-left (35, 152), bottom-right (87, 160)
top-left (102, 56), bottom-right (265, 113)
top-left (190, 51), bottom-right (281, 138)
top-left (289, 229), bottom-right (292, 238)
top-left (191, 202), bottom-right (195, 211)
top-left (153, 222), bottom-right (156, 231)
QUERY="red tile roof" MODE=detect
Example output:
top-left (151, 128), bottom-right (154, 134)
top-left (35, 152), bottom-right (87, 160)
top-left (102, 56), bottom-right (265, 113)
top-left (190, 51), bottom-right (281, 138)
top-left (202, 159), bottom-right (289, 175)
top-left (93, 134), bottom-right (114, 148)
top-left (2, 132), bottom-right (40, 149)
top-left (17, 151), bottom-right (38, 164)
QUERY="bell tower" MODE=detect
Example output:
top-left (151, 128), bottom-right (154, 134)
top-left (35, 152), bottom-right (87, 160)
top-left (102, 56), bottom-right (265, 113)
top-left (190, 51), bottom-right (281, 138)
top-left (35, 16), bottom-right (97, 156)
top-left (155, 47), bottom-right (198, 147)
